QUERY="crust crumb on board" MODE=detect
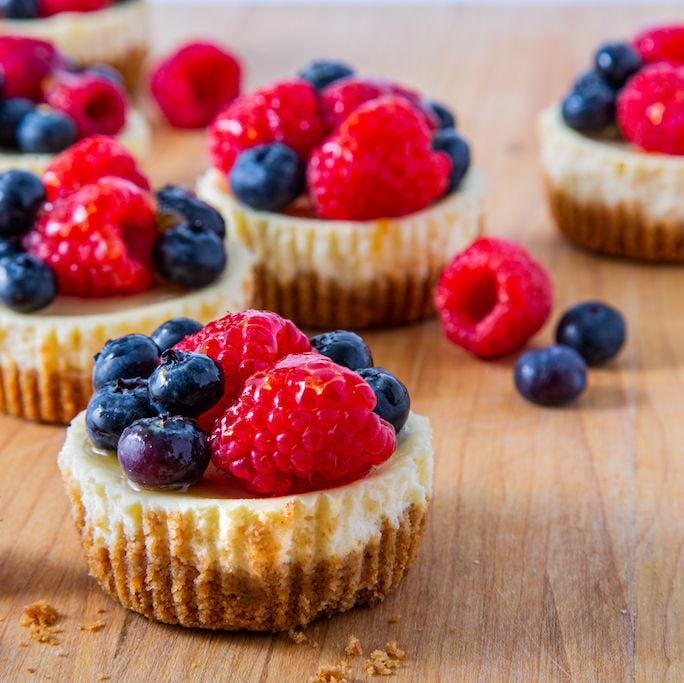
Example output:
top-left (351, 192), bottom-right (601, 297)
top-left (344, 634), bottom-right (363, 656)
top-left (96, 675), bottom-right (110, 681)
top-left (287, 627), bottom-right (318, 648)
top-left (364, 641), bottom-right (406, 676)
top-left (20, 601), bottom-right (61, 645)
top-left (387, 615), bottom-right (401, 624)
top-left (79, 620), bottom-right (106, 632)
top-left (308, 661), bottom-right (352, 683)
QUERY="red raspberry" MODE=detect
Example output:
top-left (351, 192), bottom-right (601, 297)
top-left (150, 41), bottom-right (241, 129)
top-left (39, 0), bottom-right (113, 17)
top-left (0, 36), bottom-right (63, 101)
top-left (210, 352), bottom-right (396, 496)
top-left (308, 96), bottom-right (451, 220)
top-left (208, 80), bottom-right (325, 173)
top-left (634, 24), bottom-right (684, 65)
top-left (44, 72), bottom-right (127, 137)
top-left (174, 310), bottom-right (311, 430)
top-left (25, 176), bottom-right (156, 297)
top-left (42, 135), bottom-right (150, 202)
top-left (435, 238), bottom-right (552, 359)
top-left (617, 62), bottom-right (684, 155)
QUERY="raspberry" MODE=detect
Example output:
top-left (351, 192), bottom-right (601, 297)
top-left (174, 310), bottom-right (311, 430)
top-left (24, 176), bottom-right (156, 297)
top-left (634, 24), bottom-right (684, 65)
top-left (44, 72), bottom-right (127, 137)
top-left (150, 41), bottom-right (241, 129)
top-left (38, 0), bottom-right (112, 16)
top-left (308, 96), bottom-right (451, 220)
top-left (210, 352), bottom-right (396, 496)
top-left (208, 80), bottom-right (325, 173)
top-left (434, 237), bottom-right (552, 360)
top-left (42, 135), bottom-right (150, 202)
top-left (0, 36), bottom-right (63, 101)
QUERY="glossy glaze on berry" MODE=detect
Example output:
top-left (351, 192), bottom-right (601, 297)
top-left (358, 367), bottom-right (410, 433)
top-left (310, 330), bottom-right (373, 370)
top-left (92, 333), bottom-right (159, 390)
top-left (150, 317), bottom-right (203, 352)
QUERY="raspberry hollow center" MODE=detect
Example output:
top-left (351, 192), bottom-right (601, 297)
top-left (454, 267), bottom-right (498, 323)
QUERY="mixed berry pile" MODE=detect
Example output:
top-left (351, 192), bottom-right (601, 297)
top-left (0, 0), bottom-right (120, 19)
top-left (0, 136), bottom-right (227, 312)
top-left (561, 23), bottom-right (684, 155)
top-left (85, 310), bottom-right (411, 496)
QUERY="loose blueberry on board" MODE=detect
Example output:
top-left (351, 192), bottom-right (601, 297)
top-left (310, 330), bottom-right (373, 370)
top-left (561, 80), bottom-right (616, 132)
top-left (16, 109), bottom-right (78, 154)
top-left (555, 301), bottom-right (626, 366)
top-left (0, 98), bottom-right (34, 148)
top-left (424, 99), bottom-right (456, 129)
top-left (230, 142), bottom-right (306, 212)
top-left (92, 334), bottom-right (160, 390)
top-left (0, 169), bottom-right (45, 237)
top-left (156, 185), bottom-right (226, 239)
top-left (594, 42), bottom-right (643, 88)
top-left (0, 252), bottom-right (56, 312)
top-left (514, 345), bottom-right (587, 406)
top-left (432, 128), bottom-right (471, 192)
top-left (150, 317), bottom-right (203, 352)
top-left (148, 350), bottom-right (224, 417)
top-left (0, 0), bottom-right (38, 19)
top-left (117, 415), bottom-right (211, 491)
top-left (153, 223), bottom-right (227, 288)
top-left (358, 367), bottom-right (410, 433)
top-left (297, 59), bottom-right (355, 91)
top-left (86, 378), bottom-right (158, 451)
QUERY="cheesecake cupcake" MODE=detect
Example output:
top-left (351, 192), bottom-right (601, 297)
top-left (58, 311), bottom-right (432, 631)
top-left (197, 60), bottom-right (483, 329)
top-left (539, 24), bottom-right (684, 261)
top-left (0, 136), bottom-right (253, 424)
top-left (0, 1), bottom-right (148, 90)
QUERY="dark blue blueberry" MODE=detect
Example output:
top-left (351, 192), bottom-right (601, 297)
top-left (561, 81), bottom-right (616, 132)
top-left (84, 63), bottom-right (125, 87)
top-left (117, 415), bottom-right (211, 491)
top-left (156, 185), bottom-right (226, 239)
top-left (0, 0), bottom-right (38, 19)
top-left (514, 345), bottom-right (587, 406)
top-left (297, 59), bottom-right (355, 91)
top-left (153, 224), bottom-right (227, 289)
top-left (0, 169), bottom-right (45, 237)
top-left (17, 109), bottom-right (78, 155)
top-left (230, 142), bottom-right (305, 212)
top-left (573, 69), bottom-right (617, 94)
top-left (424, 100), bottom-right (456, 129)
top-left (555, 301), bottom-right (626, 366)
top-left (310, 330), bottom-right (373, 371)
top-left (358, 367), bottom-right (410, 433)
top-left (0, 239), bottom-right (23, 259)
top-left (594, 42), bottom-right (642, 88)
top-left (150, 317), bottom-right (203, 352)
top-left (432, 128), bottom-right (471, 191)
top-left (0, 252), bottom-right (56, 312)
top-left (0, 98), bottom-right (34, 148)
top-left (92, 334), bottom-right (160, 390)
top-left (86, 378), bottom-right (158, 451)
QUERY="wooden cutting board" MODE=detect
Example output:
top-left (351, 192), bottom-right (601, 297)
top-left (1, 4), bottom-right (683, 681)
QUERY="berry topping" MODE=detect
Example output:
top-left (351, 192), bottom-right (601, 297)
top-left (16, 108), bottom-right (77, 154)
top-left (0, 0), bottom-right (39, 19)
top-left (148, 350), bottom-right (224, 418)
top-left (42, 135), bottom-right (150, 202)
top-left (561, 75), bottom-right (616, 132)
top-left (0, 36), bottom-right (62, 101)
top-left (309, 330), bottom-right (373, 370)
top-left (230, 142), bottom-right (305, 212)
top-left (0, 169), bottom-right (45, 237)
top-left (150, 317), bottom-right (203, 352)
top-left (208, 80), bottom-right (325, 173)
top-left (156, 185), bottom-right (226, 239)
top-left (92, 333), bottom-right (159, 390)
top-left (556, 301), bottom-right (626, 366)
top-left (424, 99), bottom-right (456, 129)
top-left (0, 238), bottom-right (23, 259)
top-left (308, 97), bottom-right (451, 220)
top-left (117, 415), bottom-right (211, 491)
top-left (38, 0), bottom-right (112, 17)
top-left (150, 41), bottom-right (242, 129)
top-left (594, 42), bottom-right (643, 88)
top-left (85, 377), bottom-right (157, 451)
top-left (26, 176), bottom-right (157, 297)
top-left (358, 367), bottom-right (410, 433)
top-left (297, 59), bottom-right (355, 92)
top-left (0, 252), bottom-right (56, 312)
top-left (210, 352), bottom-right (396, 496)
top-left (435, 237), bottom-right (552, 360)
top-left (0, 98), bottom-right (34, 148)
top-left (616, 62), bottom-right (684, 155)
top-left (634, 24), bottom-right (684, 66)
top-left (432, 128), bottom-right (471, 191)
top-left (83, 63), bottom-right (124, 87)
top-left (514, 345), bottom-right (587, 406)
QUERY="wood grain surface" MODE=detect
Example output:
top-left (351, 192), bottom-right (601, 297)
top-left (1, 3), bottom-right (683, 681)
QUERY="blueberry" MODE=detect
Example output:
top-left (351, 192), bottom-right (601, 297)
top-left (514, 345), bottom-right (587, 406)
top-left (297, 59), bottom-right (355, 91)
top-left (424, 100), bottom-right (456, 129)
top-left (594, 42), bottom-right (642, 88)
top-left (310, 330), bottom-right (373, 370)
top-left (85, 63), bottom-right (125, 87)
top-left (156, 185), bottom-right (226, 239)
top-left (86, 378), bottom-right (157, 451)
top-left (0, 239), bottom-right (23, 259)
top-left (153, 224), bottom-right (227, 289)
top-left (0, 0), bottom-right (39, 18)
top-left (561, 81), bottom-right (615, 132)
top-left (148, 350), bottom-right (224, 418)
top-left (0, 252), bottom-right (56, 312)
top-left (117, 415), bottom-right (211, 491)
top-left (0, 169), bottom-right (45, 237)
top-left (555, 301), bottom-right (626, 366)
top-left (17, 109), bottom-right (78, 155)
top-left (150, 317), bottom-right (203, 352)
top-left (358, 367), bottom-right (410, 433)
top-left (0, 98), bottom-right (34, 148)
top-left (432, 128), bottom-right (471, 191)
top-left (573, 69), bottom-right (617, 94)
top-left (92, 334), bottom-right (160, 390)
top-left (230, 142), bottom-right (305, 212)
